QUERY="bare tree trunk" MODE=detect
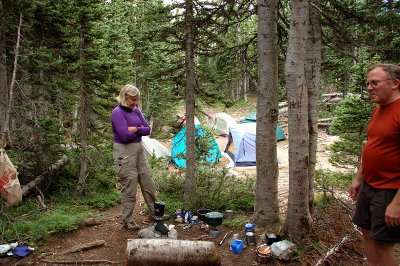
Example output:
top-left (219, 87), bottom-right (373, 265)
top-left (254, 0), bottom-right (280, 227)
top-left (72, 102), bottom-right (78, 134)
top-left (5, 12), bottom-right (22, 136)
top-left (306, 0), bottom-right (321, 214)
top-left (1, 11), bottom-right (22, 148)
top-left (183, 0), bottom-right (196, 202)
top-left (77, 23), bottom-right (90, 191)
top-left (0, 0), bottom-right (8, 148)
top-left (285, 0), bottom-right (312, 241)
top-left (241, 48), bottom-right (248, 102)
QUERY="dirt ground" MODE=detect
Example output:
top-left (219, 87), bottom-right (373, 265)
top-left (2, 194), bottom-right (366, 266)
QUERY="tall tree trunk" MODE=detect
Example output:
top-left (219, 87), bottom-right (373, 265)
top-left (254, 0), bottom-right (280, 227)
top-left (77, 21), bottom-right (90, 191)
top-left (183, 0), bottom-right (196, 202)
top-left (0, 0), bottom-right (8, 148)
top-left (285, 0), bottom-right (312, 241)
top-left (242, 48), bottom-right (248, 102)
top-left (1, 11), bottom-right (22, 148)
top-left (306, 0), bottom-right (321, 214)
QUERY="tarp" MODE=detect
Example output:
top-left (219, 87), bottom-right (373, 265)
top-left (171, 124), bottom-right (222, 168)
top-left (142, 136), bottom-right (171, 160)
top-left (225, 123), bottom-right (286, 167)
top-left (211, 112), bottom-right (238, 136)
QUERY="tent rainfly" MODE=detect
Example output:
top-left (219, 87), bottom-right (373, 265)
top-left (211, 112), bottom-right (238, 136)
top-left (171, 124), bottom-right (222, 168)
top-left (225, 123), bottom-right (286, 167)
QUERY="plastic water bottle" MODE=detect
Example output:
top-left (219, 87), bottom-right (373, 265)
top-left (245, 223), bottom-right (255, 233)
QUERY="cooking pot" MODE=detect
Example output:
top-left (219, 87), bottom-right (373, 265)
top-left (197, 209), bottom-right (212, 222)
top-left (205, 211), bottom-right (223, 227)
top-left (256, 244), bottom-right (273, 264)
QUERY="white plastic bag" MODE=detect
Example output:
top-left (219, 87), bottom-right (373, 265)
top-left (0, 148), bottom-right (22, 206)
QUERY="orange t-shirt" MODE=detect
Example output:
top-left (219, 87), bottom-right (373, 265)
top-left (362, 98), bottom-right (400, 189)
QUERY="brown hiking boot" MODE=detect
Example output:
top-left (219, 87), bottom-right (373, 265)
top-left (124, 221), bottom-right (140, 231)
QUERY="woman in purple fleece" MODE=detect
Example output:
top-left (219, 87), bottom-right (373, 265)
top-left (111, 84), bottom-right (156, 230)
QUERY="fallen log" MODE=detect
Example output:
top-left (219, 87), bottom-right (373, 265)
top-left (21, 154), bottom-right (68, 196)
top-left (126, 239), bottom-right (221, 266)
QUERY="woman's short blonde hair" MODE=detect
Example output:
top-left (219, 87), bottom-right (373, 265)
top-left (117, 84), bottom-right (140, 107)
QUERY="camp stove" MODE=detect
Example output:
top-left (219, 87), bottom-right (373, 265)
top-left (154, 201), bottom-right (169, 235)
top-left (205, 212), bottom-right (223, 238)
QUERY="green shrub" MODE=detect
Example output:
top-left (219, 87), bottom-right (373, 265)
top-left (315, 169), bottom-right (354, 192)
top-left (314, 192), bottom-right (334, 209)
top-left (314, 169), bottom-right (354, 209)
top-left (152, 164), bottom-right (255, 215)
top-left (222, 215), bottom-right (249, 229)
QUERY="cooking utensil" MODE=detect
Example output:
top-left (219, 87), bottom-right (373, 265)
top-left (218, 232), bottom-right (229, 246)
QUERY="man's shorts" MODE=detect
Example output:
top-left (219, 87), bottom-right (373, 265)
top-left (352, 181), bottom-right (400, 244)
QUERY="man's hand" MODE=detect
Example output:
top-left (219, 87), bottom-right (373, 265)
top-left (349, 179), bottom-right (362, 202)
top-left (385, 192), bottom-right (400, 227)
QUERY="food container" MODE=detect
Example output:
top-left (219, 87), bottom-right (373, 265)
top-left (191, 215), bottom-right (198, 224)
top-left (256, 244), bottom-right (273, 264)
top-left (266, 233), bottom-right (281, 245)
top-left (245, 231), bottom-right (256, 245)
top-left (230, 239), bottom-right (244, 254)
top-left (224, 210), bottom-right (234, 219)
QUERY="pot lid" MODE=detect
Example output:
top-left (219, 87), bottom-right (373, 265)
top-left (205, 211), bottom-right (223, 219)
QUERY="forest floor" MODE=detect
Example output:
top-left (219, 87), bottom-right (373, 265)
top-left (1, 102), bottom-right (373, 266)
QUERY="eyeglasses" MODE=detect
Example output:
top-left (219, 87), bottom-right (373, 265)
top-left (365, 79), bottom-right (392, 89)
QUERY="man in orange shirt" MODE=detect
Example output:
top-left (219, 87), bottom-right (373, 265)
top-left (349, 63), bottom-right (400, 266)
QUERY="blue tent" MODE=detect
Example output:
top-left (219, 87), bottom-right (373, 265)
top-left (171, 124), bottom-right (222, 168)
top-left (225, 122), bottom-right (286, 167)
top-left (240, 112), bottom-right (286, 141)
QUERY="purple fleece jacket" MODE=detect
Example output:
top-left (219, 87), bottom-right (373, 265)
top-left (111, 105), bottom-right (151, 144)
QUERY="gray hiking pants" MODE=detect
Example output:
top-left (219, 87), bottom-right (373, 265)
top-left (113, 142), bottom-right (156, 224)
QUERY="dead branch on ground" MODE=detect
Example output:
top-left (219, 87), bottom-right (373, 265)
top-left (58, 240), bottom-right (106, 255)
top-left (192, 234), bottom-right (210, 240)
top-left (78, 217), bottom-right (116, 227)
top-left (40, 259), bottom-right (121, 265)
top-left (314, 235), bottom-right (351, 266)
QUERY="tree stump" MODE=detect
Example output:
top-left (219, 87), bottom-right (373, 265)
top-left (126, 239), bottom-right (221, 266)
